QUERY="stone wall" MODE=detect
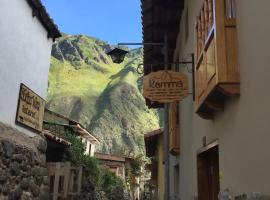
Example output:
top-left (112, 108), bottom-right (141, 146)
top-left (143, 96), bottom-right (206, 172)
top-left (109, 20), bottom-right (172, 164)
top-left (0, 122), bottom-right (49, 200)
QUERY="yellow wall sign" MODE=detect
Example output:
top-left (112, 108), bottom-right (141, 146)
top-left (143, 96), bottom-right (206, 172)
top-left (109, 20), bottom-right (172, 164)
top-left (143, 70), bottom-right (189, 102)
top-left (16, 84), bottom-right (45, 132)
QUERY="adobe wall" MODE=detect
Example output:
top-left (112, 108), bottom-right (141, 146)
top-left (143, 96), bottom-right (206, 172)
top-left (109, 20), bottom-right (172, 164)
top-left (0, 0), bottom-right (53, 137)
top-left (175, 0), bottom-right (270, 199)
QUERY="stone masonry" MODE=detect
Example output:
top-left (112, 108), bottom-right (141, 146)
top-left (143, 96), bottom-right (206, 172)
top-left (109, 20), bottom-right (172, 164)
top-left (0, 122), bottom-right (49, 200)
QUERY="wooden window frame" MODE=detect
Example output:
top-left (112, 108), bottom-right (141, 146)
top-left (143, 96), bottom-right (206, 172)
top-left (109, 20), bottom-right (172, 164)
top-left (194, 0), bottom-right (240, 119)
top-left (88, 143), bottom-right (92, 155)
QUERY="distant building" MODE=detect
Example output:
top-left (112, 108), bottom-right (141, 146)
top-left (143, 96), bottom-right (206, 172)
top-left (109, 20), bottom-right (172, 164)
top-left (94, 152), bottom-right (126, 179)
top-left (144, 128), bottom-right (164, 200)
top-left (95, 152), bottom-right (146, 200)
top-left (44, 109), bottom-right (100, 157)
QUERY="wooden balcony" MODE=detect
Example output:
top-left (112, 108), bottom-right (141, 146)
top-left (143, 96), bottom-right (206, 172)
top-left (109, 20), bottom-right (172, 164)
top-left (195, 0), bottom-right (239, 119)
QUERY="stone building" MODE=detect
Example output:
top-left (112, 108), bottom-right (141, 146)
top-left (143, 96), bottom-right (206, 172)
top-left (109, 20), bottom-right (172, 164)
top-left (94, 152), bottom-right (126, 179)
top-left (141, 0), bottom-right (270, 199)
top-left (95, 152), bottom-right (144, 200)
top-left (0, 0), bottom-right (60, 199)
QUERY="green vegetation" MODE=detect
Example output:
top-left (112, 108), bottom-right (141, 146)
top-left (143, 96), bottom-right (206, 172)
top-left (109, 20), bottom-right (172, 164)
top-left (64, 130), bottom-right (126, 199)
top-left (129, 154), bottom-right (146, 177)
top-left (47, 34), bottom-right (161, 154)
top-left (101, 171), bottom-right (126, 200)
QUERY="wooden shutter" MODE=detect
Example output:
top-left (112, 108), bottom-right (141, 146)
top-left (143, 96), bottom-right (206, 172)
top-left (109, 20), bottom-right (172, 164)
top-left (169, 102), bottom-right (180, 155)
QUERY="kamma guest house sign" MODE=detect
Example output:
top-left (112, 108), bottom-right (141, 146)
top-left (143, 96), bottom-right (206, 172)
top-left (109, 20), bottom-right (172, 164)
top-left (143, 70), bottom-right (189, 102)
top-left (16, 84), bottom-right (45, 132)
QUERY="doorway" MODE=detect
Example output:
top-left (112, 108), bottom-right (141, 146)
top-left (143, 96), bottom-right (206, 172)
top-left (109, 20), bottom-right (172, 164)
top-left (197, 141), bottom-right (220, 200)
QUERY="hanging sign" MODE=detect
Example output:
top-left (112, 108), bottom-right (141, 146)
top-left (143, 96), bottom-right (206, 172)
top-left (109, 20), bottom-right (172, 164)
top-left (143, 70), bottom-right (189, 102)
top-left (16, 83), bottom-right (45, 132)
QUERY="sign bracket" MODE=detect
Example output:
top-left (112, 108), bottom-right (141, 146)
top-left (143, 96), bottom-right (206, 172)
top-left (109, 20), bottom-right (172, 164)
top-left (139, 53), bottom-right (195, 101)
top-left (137, 53), bottom-right (195, 75)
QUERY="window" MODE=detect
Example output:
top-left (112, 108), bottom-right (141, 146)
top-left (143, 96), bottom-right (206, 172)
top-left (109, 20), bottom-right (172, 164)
top-left (88, 143), bottom-right (92, 155)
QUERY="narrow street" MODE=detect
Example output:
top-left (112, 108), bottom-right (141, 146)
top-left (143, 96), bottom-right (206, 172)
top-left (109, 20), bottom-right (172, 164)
top-left (0, 0), bottom-right (270, 200)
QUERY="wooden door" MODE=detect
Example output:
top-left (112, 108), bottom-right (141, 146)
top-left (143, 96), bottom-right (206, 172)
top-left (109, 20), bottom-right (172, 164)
top-left (197, 145), bottom-right (220, 200)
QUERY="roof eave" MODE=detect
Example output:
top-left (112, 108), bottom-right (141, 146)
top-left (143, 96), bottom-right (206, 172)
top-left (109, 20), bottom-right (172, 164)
top-left (25, 0), bottom-right (61, 40)
top-left (141, 0), bottom-right (184, 108)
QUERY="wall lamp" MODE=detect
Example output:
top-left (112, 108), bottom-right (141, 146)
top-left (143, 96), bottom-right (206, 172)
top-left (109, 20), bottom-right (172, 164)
top-left (106, 42), bottom-right (164, 64)
top-left (107, 43), bottom-right (194, 75)
top-left (106, 48), bottom-right (129, 64)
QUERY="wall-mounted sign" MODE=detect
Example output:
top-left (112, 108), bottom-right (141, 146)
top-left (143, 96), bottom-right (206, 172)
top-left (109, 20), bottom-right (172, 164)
top-left (16, 83), bottom-right (45, 132)
top-left (143, 70), bottom-right (189, 102)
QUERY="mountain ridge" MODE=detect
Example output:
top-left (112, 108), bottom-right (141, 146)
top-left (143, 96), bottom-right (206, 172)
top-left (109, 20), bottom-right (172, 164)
top-left (46, 34), bottom-right (161, 155)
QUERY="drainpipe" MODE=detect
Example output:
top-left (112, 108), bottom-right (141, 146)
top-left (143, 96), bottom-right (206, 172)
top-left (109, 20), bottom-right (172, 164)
top-left (163, 34), bottom-right (170, 200)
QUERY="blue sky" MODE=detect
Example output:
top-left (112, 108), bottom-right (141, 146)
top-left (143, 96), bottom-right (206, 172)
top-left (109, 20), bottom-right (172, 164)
top-left (42, 0), bottom-right (142, 45)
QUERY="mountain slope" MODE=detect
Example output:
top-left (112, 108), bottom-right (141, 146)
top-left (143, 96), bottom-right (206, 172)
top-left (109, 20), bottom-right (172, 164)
top-left (46, 34), bottom-right (160, 155)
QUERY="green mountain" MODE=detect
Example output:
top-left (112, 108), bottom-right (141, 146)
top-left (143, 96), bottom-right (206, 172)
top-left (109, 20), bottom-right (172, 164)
top-left (46, 34), bottom-right (161, 155)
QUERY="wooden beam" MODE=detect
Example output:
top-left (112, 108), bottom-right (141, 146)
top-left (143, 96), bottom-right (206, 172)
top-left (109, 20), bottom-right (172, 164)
top-left (218, 84), bottom-right (240, 96)
top-left (197, 111), bottom-right (214, 120)
top-left (197, 139), bottom-right (218, 155)
top-left (205, 100), bottom-right (224, 111)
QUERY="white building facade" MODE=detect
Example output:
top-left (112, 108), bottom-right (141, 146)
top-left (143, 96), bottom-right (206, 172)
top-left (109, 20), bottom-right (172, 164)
top-left (0, 1), bottom-right (60, 199)
top-left (0, 0), bottom-right (60, 136)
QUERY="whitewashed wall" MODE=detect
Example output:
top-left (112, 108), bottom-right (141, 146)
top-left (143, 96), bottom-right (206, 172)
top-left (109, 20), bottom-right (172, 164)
top-left (175, 0), bottom-right (270, 199)
top-left (0, 0), bottom-right (53, 136)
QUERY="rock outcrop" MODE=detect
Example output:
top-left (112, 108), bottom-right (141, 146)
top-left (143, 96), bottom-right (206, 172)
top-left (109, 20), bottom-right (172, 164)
top-left (47, 34), bottom-right (161, 155)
